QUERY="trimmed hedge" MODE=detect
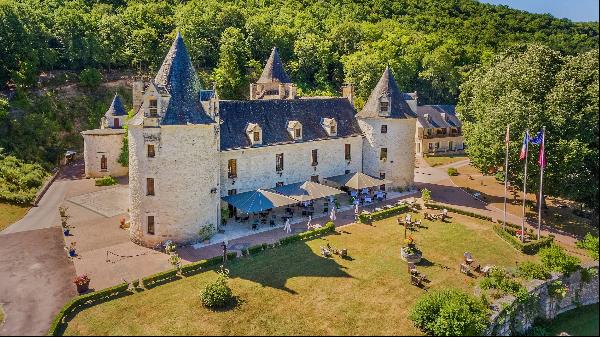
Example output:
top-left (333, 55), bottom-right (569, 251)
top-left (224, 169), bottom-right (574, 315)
top-left (180, 252), bottom-right (238, 276)
top-left (48, 282), bottom-right (129, 336)
top-left (425, 203), bottom-right (494, 222)
top-left (141, 268), bottom-right (179, 289)
top-left (358, 205), bottom-right (408, 224)
top-left (492, 224), bottom-right (554, 255)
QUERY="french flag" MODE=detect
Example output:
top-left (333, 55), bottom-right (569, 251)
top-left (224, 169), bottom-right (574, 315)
top-left (519, 131), bottom-right (529, 160)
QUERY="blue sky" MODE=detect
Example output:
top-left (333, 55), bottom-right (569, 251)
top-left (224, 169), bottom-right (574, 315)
top-left (479, 0), bottom-right (599, 22)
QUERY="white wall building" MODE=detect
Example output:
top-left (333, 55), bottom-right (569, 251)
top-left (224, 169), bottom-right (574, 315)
top-left (82, 34), bottom-right (431, 247)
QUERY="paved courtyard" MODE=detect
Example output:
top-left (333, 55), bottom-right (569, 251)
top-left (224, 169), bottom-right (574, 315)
top-left (67, 186), bottom-right (129, 218)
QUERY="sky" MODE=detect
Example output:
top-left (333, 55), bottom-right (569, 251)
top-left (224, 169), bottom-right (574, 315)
top-left (479, 0), bottom-right (599, 22)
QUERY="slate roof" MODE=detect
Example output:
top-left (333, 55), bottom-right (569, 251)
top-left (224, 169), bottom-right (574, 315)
top-left (257, 47), bottom-right (291, 84)
top-left (357, 66), bottom-right (417, 119)
top-left (416, 105), bottom-right (461, 128)
top-left (104, 94), bottom-right (127, 117)
top-left (153, 32), bottom-right (213, 125)
top-left (219, 98), bottom-right (362, 150)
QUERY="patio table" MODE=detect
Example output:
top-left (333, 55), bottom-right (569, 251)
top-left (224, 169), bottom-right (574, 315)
top-left (374, 207), bottom-right (383, 212)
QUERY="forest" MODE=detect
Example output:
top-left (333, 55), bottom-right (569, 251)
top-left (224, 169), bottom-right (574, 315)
top-left (0, 0), bottom-right (598, 166)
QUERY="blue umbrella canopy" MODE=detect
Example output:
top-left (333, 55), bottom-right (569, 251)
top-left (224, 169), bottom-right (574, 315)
top-left (270, 181), bottom-right (344, 202)
top-left (222, 189), bottom-right (297, 213)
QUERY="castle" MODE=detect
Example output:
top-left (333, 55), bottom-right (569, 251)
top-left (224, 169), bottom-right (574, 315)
top-left (82, 33), bottom-right (421, 247)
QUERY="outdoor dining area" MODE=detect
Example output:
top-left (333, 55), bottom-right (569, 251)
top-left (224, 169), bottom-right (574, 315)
top-left (219, 172), bottom-right (392, 237)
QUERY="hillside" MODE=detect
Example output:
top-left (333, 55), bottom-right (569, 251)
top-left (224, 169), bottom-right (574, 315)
top-left (0, 0), bottom-right (598, 167)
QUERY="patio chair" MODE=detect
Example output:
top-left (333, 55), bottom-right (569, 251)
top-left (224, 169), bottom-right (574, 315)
top-left (480, 265), bottom-right (493, 276)
top-left (320, 246), bottom-right (332, 257)
top-left (408, 262), bottom-right (419, 275)
top-left (464, 252), bottom-right (474, 264)
top-left (460, 263), bottom-right (471, 275)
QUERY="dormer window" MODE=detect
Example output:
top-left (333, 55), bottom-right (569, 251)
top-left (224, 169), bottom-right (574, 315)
top-left (148, 98), bottom-right (158, 117)
top-left (287, 121), bottom-right (302, 140)
top-left (246, 123), bottom-right (262, 146)
top-left (321, 118), bottom-right (337, 136)
top-left (424, 113), bottom-right (432, 123)
top-left (441, 113), bottom-right (448, 122)
top-left (378, 96), bottom-right (390, 116)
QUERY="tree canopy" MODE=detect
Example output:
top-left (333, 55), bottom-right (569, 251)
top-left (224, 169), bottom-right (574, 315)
top-left (458, 45), bottom-right (599, 217)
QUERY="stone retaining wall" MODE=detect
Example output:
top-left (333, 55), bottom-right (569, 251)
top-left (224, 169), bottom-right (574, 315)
top-left (485, 262), bottom-right (599, 336)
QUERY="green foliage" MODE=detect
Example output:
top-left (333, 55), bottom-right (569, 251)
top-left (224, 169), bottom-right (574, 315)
top-left (426, 202), bottom-right (494, 222)
top-left (480, 267), bottom-right (524, 295)
top-left (0, 152), bottom-right (48, 204)
top-left (540, 244), bottom-right (581, 275)
top-left (492, 224), bottom-right (554, 255)
top-left (547, 280), bottom-right (569, 299)
top-left (358, 204), bottom-right (408, 224)
top-left (94, 176), bottom-right (117, 186)
top-left (200, 267), bottom-right (233, 309)
top-left (524, 325), bottom-right (549, 336)
top-left (420, 188), bottom-right (431, 204)
top-left (198, 224), bottom-right (216, 242)
top-left (78, 68), bottom-right (102, 88)
top-left (141, 269), bottom-right (179, 289)
top-left (117, 135), bottom-right (128, 167)
top-left (459, 45), bottom-right (599, 216)
top-left (212, 27), bottom-right (252, 99)
top-left (409, 288), bottom-right (489, 336)
top-left (447, 167), bottom-right (458, 176)
top-left (576, 233), bottom-right (599, 260)
top-left (580, 267), bottom-right (598, 283)
top-left (494, 171), bottom-right (505, 182)
top-left (516, 262), bottom-right (551, 280)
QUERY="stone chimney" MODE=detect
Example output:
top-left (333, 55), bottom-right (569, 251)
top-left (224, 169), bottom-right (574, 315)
top-left (342, 83), bottom-right (355, 107)
top-left (132, 79), bottom-right (144, 112)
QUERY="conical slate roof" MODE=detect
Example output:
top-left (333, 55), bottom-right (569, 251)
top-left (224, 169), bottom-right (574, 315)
top-left (357, 66), bottom-right (416, 119)
top-left (257, 47), bottom-right (291, 84)
top-left (105, 94), bottom-right (127, 117)
top-left (154, 32), bottom-right (213, 125)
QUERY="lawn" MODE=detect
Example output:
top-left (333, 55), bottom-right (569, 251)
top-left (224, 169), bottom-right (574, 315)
top-left (450, 164), bottom-right (598, 248)
top-left (0, 202), bottom-right (30, 231)
top-left (64, 212), bottom-right (535, 335)
top-left (545, 304), bottom-right (599, 336)
top-left (423, 154), bottom-right (468, 167)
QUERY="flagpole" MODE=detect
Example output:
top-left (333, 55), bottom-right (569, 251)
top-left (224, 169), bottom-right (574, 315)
top-left (521, 129), bottom-right (529, 243)
top-left (537, 126), bottom-right (546, 240)
top-left (503, 125), bottom-right (510, 230)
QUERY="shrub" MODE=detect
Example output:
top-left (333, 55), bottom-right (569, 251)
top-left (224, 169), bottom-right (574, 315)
top-left (78, 68), bottom-right (102, 88)
top-left (516, 262), bottom-right (551, 280)
top-left (540, 244), bottom-right (580, 275)
top-left (494, 171), bottom-right (505, 183)
top-left (580, 267), bottom-right (598, 283)
top-left (359, 205), bottom-right (407, 223)
top-left (0, 153), bottom-right (48, 204)
top-left (200, 267), bottom-right (233, 309)
top-left (198, 224), bottom-right (216, 242)
top-left (480, 267), bottom-right (524, 295)
top-left (141, 269), bottom-right (179, 289)
top-left (421, 188), bottom-right (431, 204)
top-left (492, 224), bottom-right (554, 255)
top-left (95, 176), bottom-right (117, 186)
top-left (547, 280), bottom-right (569, 299)
top-left (447, 167), bottom-right (459, 176)
top-left (576, 233), bottom-right (599, 260)
top-left (409, 288), bottom-right (489, 336)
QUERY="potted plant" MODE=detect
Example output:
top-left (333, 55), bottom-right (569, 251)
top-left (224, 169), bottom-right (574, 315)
top-left (59, 206), bottom-right (71, 236)
top-left (401, 236), bottom-right (422, 263)
top-left (68, 242), bottom-right (77, 257)
top-left (73, 274), bottom-right (90, 294)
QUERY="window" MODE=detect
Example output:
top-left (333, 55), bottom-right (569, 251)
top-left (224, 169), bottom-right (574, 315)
top-left (380, 148), bottom-right (388, 161)
top-left (228, 189), bottom-right (237, 196)
top-left (381, 125), bottom-right (388, 133)
top-left (427, 129), bottom-right (433, 136)
top-left (276, 153), bottom-right (284, 172)
top-left (146, 178), bottom-right (155, 196)
top-left (428, 143), bottom-right (434, 151)
top-left (311, 149), bottom-right (318, 166)
top-left (276, 182), bottom-right (284, 187)
top-left (330, 125), bottom-right (336, 134)
top-left (345, 144), bottom-right (351, 161)
top-left (449, 141), bottom-right (454, 150)
top-left (311, 175), bottom-right (319, 183)
top-left (294, 128), bottom-right (301, 139)
top-left (147, 144), bottom-right (155, 158)
top-left (253, 131), bottom-right (260, 142)
top-left (100, 155), bottom-right (107, 171)
top-left (114, 118), bottom-right (120, 128)
top-left (345, 169), bottom-right (351, 175)
top-left (380, 172), bottom-right (386, 180)
top-left (228, 159), bottom-right (237, 178)
top-left (435, 142), bottom-right (440, 149)
top-left (265, 89), bottom-right (279, 96)
top-left (147, 216), bottom-right (155, 235)
top-left (380, 101), bottom-right (389, 112)
top-left (148, 99), bottom-right (158, 117)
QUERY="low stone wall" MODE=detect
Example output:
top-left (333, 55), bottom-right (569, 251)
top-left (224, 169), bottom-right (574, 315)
top-left (485, 262), bottom-right (599, 336)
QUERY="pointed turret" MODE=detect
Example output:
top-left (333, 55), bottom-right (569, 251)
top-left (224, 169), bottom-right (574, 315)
top-left (154, 32), bottom-right (213, 125)
top-left (357, 66), bottom-right (416, 119)
top-left (104, 93), bottom-right (127, 118)
top-left (257, 47), bottom-right (291, 84)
